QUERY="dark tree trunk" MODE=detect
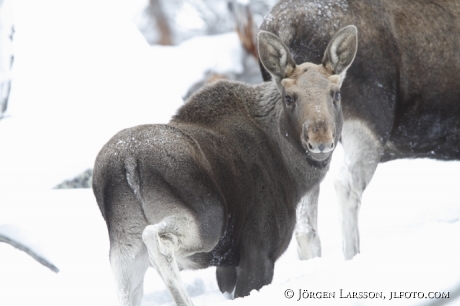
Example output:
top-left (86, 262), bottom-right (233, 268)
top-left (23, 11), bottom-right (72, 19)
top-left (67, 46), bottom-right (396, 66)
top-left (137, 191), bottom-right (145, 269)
top-left (149, 0), bottom-right (173, 45)
top-left (231, 1), bottom-right (258, 60)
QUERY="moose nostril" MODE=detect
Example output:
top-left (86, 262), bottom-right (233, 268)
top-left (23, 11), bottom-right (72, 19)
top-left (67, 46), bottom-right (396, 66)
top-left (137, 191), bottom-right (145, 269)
top-left (306, 141), bottom-right (334, 154)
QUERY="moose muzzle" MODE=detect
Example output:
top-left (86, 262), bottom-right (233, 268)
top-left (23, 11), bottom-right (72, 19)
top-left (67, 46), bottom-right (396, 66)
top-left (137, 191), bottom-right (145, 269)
top-left (302, 121), bottom-right (335, 160)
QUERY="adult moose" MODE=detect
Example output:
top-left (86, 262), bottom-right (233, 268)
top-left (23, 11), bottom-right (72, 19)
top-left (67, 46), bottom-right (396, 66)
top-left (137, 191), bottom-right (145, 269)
top-left (93, 26), bottom-right (357, 306)
top-left (260, 0), bottom-right (460, 261)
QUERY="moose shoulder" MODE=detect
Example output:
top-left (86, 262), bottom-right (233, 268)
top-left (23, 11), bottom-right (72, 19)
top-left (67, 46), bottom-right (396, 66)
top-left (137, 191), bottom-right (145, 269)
top-left (93, 26), bottom-right (357, 306)
top-left (260, 0), bottom-right (460, 260)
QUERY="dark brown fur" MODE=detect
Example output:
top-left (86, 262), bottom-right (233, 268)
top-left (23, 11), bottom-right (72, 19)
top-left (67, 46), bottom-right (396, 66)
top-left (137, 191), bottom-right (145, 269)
top-left (261, 0), bottom-right (460, 160)
top-left (260, 0), bottom-right (460, 260)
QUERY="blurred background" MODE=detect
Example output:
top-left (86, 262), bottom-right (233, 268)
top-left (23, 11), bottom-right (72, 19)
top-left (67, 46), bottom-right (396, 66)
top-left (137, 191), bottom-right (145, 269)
top-left (0, 0), bottom-right (288, 196)
top-left (0, 0), bottom-right (279, 122)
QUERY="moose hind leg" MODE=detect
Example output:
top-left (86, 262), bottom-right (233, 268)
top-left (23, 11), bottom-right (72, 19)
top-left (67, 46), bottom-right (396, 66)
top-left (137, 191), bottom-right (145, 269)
top-left (110, 241), bottom-right (149, 306)
top-left (142, 210), bottom-right (219, 306)
top-left (142, 217), bottom-right (193, 306)
top-left (295, 184), bottom-right (321, 260)
top-left (334, 120), bottom-right (382, 260)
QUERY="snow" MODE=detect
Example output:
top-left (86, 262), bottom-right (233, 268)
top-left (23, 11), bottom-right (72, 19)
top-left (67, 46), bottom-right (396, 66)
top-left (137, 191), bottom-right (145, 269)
top-left (1, 1), bottom-right (460, 306)
top-left (175, 3), bottom-right (208, 31)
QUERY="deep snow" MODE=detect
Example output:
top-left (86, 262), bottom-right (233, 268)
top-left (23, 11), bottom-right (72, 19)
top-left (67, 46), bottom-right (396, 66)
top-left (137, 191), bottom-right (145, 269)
top-left (1, 1), bottom-right (460, 306)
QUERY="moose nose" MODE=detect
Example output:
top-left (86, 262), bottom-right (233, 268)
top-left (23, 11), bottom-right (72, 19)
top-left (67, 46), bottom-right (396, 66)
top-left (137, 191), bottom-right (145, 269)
top-left (302, 122), bottom-right (335, 154)
top-left (306, 140), bottom-right (335, 153)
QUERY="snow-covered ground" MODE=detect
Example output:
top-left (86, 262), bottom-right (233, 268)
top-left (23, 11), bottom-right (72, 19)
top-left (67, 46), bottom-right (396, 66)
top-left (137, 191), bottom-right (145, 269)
top-left (1, 1), bottom-right (459, 305)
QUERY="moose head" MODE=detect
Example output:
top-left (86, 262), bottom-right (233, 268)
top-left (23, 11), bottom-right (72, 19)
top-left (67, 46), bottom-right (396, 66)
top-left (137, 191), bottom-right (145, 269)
top-left (258, 26), bottom-right (358, 162)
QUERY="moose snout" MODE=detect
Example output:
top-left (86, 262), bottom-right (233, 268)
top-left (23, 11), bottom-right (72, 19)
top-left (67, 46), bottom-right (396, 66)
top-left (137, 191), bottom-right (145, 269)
top-left (302, 122), bottom-right (335, 157)
top-left (304, 138), bottom-right (335, 153)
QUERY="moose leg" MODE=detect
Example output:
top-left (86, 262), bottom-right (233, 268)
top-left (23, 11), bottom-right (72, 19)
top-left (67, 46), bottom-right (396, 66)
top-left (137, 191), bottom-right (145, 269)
top-left (334, 120), bottom-right (382, 260)
top-left (234, 246), bottom-right (274, 298)
top-left (142, 215), bottom-right (196, 306)
top-left (295, 184), bottom-right (321, 260)
top-left (110, 240), bottom-right (149, 306)
top-left (142, 206), bottom-right (222, 306)
top-left (216, 266), bottom-right (237, 294)
top-left (105, 182), bottom-right (151, 306)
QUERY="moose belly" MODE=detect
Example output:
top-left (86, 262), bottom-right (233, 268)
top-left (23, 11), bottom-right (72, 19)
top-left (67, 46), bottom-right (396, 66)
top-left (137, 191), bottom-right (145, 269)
top-left (383, 112), bottom-right (460, 161)
top-left (175, 214), bottom-right (240, 270)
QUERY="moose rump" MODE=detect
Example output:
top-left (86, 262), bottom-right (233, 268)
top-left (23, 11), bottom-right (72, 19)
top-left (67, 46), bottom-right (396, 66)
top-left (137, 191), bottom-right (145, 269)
top-left (93, 98), bottom-right (297, 305)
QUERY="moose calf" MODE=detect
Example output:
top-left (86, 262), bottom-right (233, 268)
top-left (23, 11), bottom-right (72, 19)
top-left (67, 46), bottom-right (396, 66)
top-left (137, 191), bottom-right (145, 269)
top-left (93, 26), bottom-right (358, 306)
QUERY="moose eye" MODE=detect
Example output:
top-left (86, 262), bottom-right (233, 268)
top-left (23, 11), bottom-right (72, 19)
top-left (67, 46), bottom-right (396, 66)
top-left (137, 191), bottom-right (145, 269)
top-left (285, 95), bottom-right (295, 106)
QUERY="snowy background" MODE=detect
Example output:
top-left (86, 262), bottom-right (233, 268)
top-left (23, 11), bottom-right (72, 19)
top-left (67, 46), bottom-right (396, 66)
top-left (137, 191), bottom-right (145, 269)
top-left (1, 0), bottom-right (460, 305)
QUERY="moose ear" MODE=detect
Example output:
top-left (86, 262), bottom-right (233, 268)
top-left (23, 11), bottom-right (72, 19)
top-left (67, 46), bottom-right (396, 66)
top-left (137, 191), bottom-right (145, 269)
top-left (322, 25), bottom-right (358, 79)
top-left (258, 31), bottom-right (296, 82)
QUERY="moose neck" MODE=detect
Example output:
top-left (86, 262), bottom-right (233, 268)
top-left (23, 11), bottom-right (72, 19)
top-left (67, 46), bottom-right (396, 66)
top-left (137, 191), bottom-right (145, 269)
top-left (251, 82), bottom-right (330, 194)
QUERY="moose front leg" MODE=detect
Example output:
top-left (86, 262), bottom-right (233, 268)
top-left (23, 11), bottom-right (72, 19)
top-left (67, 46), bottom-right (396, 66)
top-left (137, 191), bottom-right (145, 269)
top-left (334, 120), bottom-right (382, 260)
top-left (216, 266), bottom-right (237, 294)
top-left (295, 184), bottom-right (321, 260)
top-left (234, 248), bottom-right (274, 298)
